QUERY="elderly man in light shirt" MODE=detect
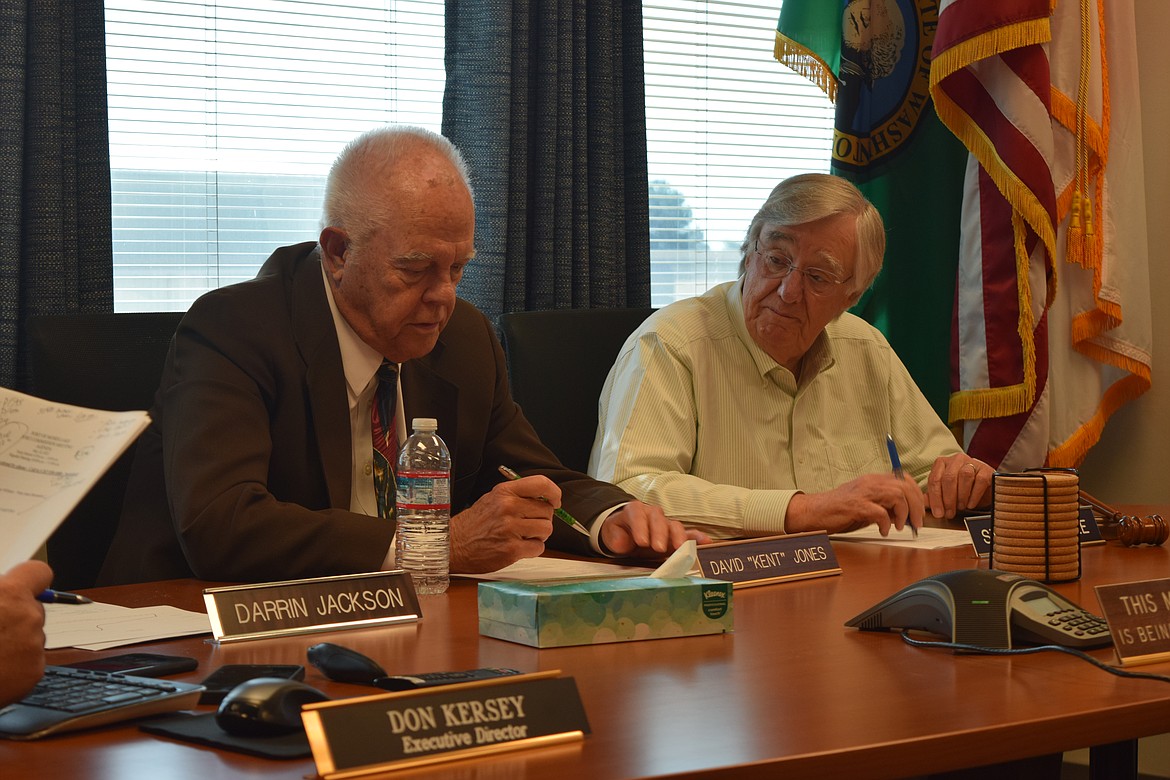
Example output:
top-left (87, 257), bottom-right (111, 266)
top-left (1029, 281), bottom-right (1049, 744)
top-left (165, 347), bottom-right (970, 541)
top-left (589, 173), bottom-right (992, 540)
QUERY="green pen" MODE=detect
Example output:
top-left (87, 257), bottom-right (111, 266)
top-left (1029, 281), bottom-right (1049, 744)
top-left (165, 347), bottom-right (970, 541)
top-left (498, 465), bottom-right (590, 537)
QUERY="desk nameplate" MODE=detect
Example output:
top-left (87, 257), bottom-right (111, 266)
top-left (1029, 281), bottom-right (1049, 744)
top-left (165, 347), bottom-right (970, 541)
top-left (1095, 577), bottom-right (1170, 666)
top-left (966, 507), bottom-right (1105, 558)
top-left (1078, 507), bottom-right (1106, 544)
top-left (203, 571), bottom-right (421, 643)
top-left (301, 671), bottom-right (587, 778)
top-left (696, 532), bottom-right (840, 588)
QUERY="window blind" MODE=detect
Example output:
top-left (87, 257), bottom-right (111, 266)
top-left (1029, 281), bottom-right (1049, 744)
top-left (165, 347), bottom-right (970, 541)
top-left (106, 0), bottom-right (445, 311)
top-left (642, 0), bottom-right (834, 306)
top-left (106, 0), bottom-right (832, 312)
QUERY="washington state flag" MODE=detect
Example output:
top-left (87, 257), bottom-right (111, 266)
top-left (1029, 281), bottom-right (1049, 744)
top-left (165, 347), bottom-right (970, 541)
top-left (775, 0), bottom-right (966, 421)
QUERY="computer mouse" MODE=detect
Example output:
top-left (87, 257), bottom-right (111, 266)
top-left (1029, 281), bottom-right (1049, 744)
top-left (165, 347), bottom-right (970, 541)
top-left (307, 642), bottom-right (387, 684)
top-left (214, 677), bottom-right (330, 737)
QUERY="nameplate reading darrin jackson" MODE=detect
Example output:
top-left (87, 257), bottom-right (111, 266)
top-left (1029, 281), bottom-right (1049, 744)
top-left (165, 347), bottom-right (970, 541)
top-left (696, 532), bottom-right (841, 589)
top-left (301, 672), bottom-right (588, 778)
top-left (203, 571), bottom-right (421, 643)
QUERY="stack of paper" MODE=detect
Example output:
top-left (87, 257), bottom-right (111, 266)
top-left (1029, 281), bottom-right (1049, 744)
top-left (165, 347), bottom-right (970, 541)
top-left (44, 602), bottom-right (211, 651)
top-left (0, 387), bottom-right (150, 572)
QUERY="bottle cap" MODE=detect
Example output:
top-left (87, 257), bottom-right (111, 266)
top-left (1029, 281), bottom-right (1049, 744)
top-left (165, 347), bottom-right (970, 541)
top-left (411, 417), bottom-right (438, 432)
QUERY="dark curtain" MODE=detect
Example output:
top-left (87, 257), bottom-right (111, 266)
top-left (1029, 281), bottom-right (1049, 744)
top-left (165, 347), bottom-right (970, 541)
top-left (442, 0), bottom-right (651, 320)
top-left (0, 1), bottom-right (113, 391)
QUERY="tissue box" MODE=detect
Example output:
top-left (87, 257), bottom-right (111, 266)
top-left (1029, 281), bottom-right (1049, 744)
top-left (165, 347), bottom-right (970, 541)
top-left (477, 577), bottom-right (733, 648)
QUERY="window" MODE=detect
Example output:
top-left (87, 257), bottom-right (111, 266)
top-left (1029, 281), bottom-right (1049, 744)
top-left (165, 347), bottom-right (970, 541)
top-left (643, 1), bottom-right (834, 306)
top-left (106, 1), bottom-right (832, 312)
top-left (106, 0), bottom-right (444, 312)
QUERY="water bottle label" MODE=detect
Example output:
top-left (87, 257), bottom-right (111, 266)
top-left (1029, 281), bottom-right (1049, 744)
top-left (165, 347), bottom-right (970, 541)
top-left (396, 471), bottom-right (451, 510)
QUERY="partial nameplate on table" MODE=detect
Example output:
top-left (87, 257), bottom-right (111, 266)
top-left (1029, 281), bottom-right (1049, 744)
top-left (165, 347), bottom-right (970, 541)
top-left (1094, 577), bottom-right (1170, 666)
top-left (695, 532), bottom-right (840, 588)
top-left (203, 571), bottom-right (420, 643)
top-left (301, 670), bottom-right (588, 778)
top-left (966, 507), bottom-right (1105, 558)
top-left (964, 515), bottom-right (993, 556)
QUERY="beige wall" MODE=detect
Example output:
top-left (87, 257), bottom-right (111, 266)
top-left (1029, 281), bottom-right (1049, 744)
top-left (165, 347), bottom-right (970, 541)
top-left (1079, 0), bottom-right (1170, 506)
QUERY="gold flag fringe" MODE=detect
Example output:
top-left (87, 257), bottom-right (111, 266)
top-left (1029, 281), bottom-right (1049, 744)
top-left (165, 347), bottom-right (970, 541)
top-left (773, 34), bottom-right (838, 103)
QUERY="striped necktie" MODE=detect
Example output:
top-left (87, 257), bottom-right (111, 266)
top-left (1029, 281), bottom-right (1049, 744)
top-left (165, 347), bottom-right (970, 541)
top-left (371, 360), bottom-right (399, 520)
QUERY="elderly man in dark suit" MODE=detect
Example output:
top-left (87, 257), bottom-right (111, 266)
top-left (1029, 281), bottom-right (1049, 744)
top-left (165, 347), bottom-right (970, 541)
top-left (100, 126), bottom-right (704, 585)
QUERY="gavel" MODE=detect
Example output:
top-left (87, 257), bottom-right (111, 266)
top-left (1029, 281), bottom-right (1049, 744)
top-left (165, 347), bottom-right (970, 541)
top-left (1079, 490), bottom-right (1169, 547)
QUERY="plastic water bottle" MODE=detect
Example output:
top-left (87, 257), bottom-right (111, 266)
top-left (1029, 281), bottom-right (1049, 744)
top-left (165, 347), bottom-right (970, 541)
top-left (395, 418), bottom-right (451, 594)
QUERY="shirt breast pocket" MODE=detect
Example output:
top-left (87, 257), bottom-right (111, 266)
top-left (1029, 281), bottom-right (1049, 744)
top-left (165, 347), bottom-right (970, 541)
top-left (826, 440), bottom-right (887, 486)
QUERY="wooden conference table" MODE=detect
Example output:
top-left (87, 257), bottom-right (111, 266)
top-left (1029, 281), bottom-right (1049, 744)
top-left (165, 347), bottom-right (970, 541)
top-left (6, 517), bottom-right (1170, 779)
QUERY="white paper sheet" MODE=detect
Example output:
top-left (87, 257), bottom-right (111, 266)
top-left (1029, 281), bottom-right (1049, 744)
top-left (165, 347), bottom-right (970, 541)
top-left (829, 525), bottom-right (972, 550)
top-left (43, 601), bottom-right (212, 651)
top-left (0, 387), bottom-right (149, 571)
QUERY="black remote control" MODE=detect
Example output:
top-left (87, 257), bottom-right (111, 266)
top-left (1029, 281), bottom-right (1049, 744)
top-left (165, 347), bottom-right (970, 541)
top-left (307, 642), bottom-right (387, 684)
top-left (373, 668), bottom-right (522, 691)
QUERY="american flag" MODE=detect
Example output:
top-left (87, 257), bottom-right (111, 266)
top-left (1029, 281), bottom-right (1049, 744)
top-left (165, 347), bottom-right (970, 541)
top-left (931, 0), bottom-right (1151, 470)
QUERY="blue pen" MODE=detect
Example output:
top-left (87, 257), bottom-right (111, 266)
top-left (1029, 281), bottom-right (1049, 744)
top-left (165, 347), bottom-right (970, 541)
top-left (37, 589), bottom-right (93, 605)
top-left (885, 434), bottom-right (918, 539)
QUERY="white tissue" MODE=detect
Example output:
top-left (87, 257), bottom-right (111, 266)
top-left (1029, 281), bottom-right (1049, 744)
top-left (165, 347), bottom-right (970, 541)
top-left (649, 539), bottom-right (699, 578)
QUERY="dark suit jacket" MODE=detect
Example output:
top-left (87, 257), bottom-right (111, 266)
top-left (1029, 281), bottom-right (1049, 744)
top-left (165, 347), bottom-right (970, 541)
top-left (100, 242), bottom-right (631, 584)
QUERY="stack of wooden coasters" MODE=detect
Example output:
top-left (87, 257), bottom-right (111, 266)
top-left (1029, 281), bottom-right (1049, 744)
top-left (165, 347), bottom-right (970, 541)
top-left (991, 470), bottom-right (1080, 582)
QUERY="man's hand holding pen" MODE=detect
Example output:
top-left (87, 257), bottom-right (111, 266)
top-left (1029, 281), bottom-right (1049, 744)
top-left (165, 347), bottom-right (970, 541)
top-left (449, 473), bottom-right (562, 574)
top-left (886, 435), bottom-right (918, 539)
top-left (492, 466), bottom-right (709, 560)
top-left (498, 466), bottom-right (589, 536)
top-left (785, 472), bottom-right (925, 537)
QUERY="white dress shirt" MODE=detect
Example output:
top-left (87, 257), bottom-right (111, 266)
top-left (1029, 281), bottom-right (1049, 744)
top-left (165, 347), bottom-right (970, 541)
top-left (322, 265), bottom-right (405, 567)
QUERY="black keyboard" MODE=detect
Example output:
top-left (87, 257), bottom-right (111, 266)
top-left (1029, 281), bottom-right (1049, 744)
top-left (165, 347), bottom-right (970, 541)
top-left (0, 665), bottom-right (204, 740)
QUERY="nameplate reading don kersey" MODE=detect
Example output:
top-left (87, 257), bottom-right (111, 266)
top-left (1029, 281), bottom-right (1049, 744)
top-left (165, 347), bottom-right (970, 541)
top-left (1094, 577), bottom-right (1170, 666)
top-left (696, 532), bottom-right (840, 588)
top-left (203, 571), bottom-right (421, 643)
top-left (301, 671), bottom-right (588, 778)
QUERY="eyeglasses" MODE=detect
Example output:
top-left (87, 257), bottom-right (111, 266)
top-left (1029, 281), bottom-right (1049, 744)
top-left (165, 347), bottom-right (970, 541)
top-left (753, 240), bottom-right (851, 297)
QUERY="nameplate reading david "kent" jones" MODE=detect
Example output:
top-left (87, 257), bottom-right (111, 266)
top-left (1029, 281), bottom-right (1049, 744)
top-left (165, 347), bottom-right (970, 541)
top-left (695, 532), bottom-right (840, 588)
top-left (1095, 577), bottom-right (1170, 666)
top-left (301, 671), bottom-right (588, 778)
top-left (203, 571), bottom-right (421, 643)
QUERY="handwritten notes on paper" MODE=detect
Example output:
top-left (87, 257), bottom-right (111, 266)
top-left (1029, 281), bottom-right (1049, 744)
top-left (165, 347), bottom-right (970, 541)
top-left (0, 387), bottom-right (149, 571)
top-left (44, 601), bottom-right (211, 651)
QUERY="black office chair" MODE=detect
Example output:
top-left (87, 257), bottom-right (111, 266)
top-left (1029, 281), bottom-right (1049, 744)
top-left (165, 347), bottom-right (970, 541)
top-left (26, 311), bottom-right (185, 589)
top-left (499, 307), bottom-right (655, 473)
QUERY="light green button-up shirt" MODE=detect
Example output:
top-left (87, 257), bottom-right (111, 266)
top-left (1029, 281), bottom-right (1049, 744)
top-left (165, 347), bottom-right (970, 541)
top-left (588, 280), bottom-right (961, 539)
